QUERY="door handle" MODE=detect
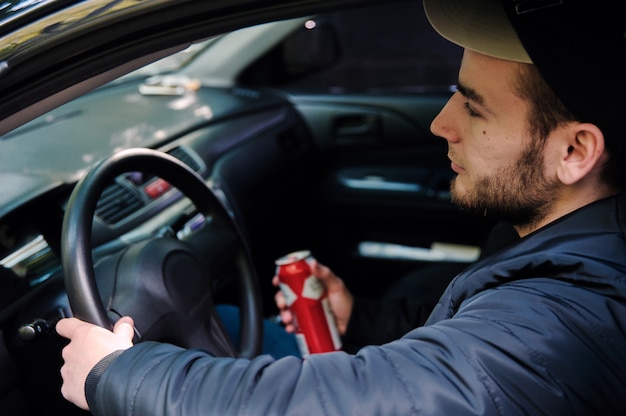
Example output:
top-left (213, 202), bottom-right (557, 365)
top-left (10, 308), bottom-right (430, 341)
top-left (332, 114), bottom-right (380, 138)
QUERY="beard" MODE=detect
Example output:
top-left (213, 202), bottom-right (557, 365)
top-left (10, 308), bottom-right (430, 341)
top-left (450, 139), bottom-right (559, 229)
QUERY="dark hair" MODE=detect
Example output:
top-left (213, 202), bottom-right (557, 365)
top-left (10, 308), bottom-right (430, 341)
top-left (515, 64), bottom-right (625, 191)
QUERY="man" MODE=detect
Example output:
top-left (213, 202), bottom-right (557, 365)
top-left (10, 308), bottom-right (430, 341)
top-left (57, 0), bottom-right (626, 414)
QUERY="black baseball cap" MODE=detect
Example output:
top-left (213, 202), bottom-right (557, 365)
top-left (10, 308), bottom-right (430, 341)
top-left (424, 0), bottom-right (626, 158)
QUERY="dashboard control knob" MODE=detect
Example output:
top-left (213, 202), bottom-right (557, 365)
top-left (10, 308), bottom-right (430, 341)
top-left (17, 312), bottom-right (64, 342)
top-left (18, 319), bottom-right (52, 342)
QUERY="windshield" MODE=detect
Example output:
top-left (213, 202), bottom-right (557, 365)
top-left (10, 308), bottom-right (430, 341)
top-left (115, 38), bottom-right (220, 83)
top-left (0, 37), bottom-right (221, 185)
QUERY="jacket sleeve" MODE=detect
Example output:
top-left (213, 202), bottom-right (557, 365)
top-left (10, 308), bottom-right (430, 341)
top-left (90, 280), bottom-right (626, 416)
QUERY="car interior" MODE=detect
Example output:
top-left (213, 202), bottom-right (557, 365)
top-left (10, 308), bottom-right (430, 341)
top-left (0, 1), bottom-right (500, 414)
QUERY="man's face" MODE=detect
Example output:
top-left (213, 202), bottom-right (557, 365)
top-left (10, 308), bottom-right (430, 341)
top-left (430, 50), bottom-right (560, 229)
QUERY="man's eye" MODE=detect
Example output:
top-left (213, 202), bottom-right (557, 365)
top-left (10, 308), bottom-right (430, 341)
top-left (463, 102), bottom-right (480, 117)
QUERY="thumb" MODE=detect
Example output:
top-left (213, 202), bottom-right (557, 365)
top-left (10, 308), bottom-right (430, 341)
top-left (311, 260), bottom-right (340, 288)
top-left (113, 316), bottom-right (135, 341)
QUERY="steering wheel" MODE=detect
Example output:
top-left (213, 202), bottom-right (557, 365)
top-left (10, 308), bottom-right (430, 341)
top-left (61, 148), bottom-right (262, 358)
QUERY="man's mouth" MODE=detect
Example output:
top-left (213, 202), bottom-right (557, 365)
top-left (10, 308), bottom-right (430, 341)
top-left (448, 154), bottom-right (464, 174)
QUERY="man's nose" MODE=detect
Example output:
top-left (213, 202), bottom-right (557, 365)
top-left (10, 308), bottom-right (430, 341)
top-left (430, 94), bottom-right (460, 144)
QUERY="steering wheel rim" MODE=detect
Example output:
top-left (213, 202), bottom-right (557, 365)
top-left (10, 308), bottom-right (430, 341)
top-left (61, 148), bottom-right (262, 358)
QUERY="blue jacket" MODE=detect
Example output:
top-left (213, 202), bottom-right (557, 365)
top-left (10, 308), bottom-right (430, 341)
top-left (88, 194), bottom-right (626, 415)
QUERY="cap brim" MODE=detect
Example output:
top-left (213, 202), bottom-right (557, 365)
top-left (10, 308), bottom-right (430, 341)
top-left (424, 0), bottom-right (532, 64)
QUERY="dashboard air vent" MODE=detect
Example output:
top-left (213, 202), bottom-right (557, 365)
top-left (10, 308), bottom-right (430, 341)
top-left (168, 147), bottom-right (201, 172)
top-left (96, 183), bottom-right (144, 224)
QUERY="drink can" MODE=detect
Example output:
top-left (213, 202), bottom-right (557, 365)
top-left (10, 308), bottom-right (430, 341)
top-left (275, 250), bottom-right (342, 357)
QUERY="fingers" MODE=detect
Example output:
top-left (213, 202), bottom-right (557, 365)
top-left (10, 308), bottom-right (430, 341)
top-left (56, 317), bottom-right (88, 339)
top-left (311, 260), bottom-right (342, 290)
top-left (310, 259), bottom-right (330, 279)
top-left (274, 289), bottom-right (287, 310)
top-left (274, 289), bottom-right (296, 332)
top-left (279, 310), bottom-right (296, 333)
top-left (56, 317), bottom-right (135, 340)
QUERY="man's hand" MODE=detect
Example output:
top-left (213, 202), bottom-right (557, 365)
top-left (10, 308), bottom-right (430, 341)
top-left (56, 316), bottom-right (135, 410)
top-left (273, 259), bottom-right (354, 335)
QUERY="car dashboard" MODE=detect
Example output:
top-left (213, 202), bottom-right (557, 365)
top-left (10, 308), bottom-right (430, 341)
top-left (0, 80), bottom-right (312, 415)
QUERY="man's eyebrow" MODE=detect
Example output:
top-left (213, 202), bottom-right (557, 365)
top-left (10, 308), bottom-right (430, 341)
top-left (456, 82), bottom-right (484, 106)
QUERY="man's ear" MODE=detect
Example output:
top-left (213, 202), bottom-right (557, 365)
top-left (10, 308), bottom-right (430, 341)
top-left (556, 123), bottom-right (605, 185)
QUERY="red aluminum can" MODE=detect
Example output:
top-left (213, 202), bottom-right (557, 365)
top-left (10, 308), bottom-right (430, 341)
top-left (275, 250), bottom-right (342, 356)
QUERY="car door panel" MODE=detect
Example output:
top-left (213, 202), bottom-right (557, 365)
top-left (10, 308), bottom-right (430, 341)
top-left (292, 94), bottom-right (448, 146)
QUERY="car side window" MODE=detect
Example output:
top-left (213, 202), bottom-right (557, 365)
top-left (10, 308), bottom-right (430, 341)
top-left (238, 0), bottom-right (462, 94)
